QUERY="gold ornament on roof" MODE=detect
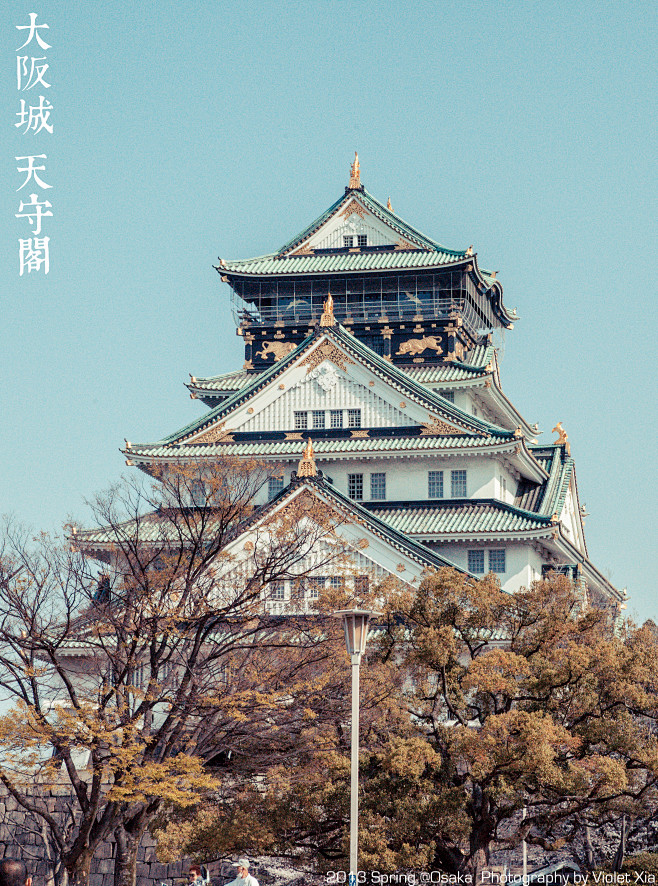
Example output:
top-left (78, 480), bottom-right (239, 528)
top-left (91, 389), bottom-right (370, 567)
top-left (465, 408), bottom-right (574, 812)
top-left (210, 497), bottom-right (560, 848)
top-left (302, 341), bottom-right (354, 372)
top-left (320, 292), bottom-right (336, 327)
top-left (349, 151), bottom-right (361, 189)
top-left (297, 438), bottom-right (317, 477)
top-left (466, 245), bottom-right (473, 256)
top-left (419, 415), bottom-right (464, 437)
top-left (339, 199), bottom-right (366, 220)
top-left (257, 340), bottom-right (296, 361)
top-left (387, 197), bottom-right (393, 212)
top-left (552, 422), bottom-right (571, 455)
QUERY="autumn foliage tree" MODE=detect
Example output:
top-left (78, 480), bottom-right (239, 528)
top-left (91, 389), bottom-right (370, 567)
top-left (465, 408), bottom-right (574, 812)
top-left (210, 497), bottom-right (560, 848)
top-left (0, 460), bottom-right (349, 886)
top-left (163, 570), bottom-right (658, 878)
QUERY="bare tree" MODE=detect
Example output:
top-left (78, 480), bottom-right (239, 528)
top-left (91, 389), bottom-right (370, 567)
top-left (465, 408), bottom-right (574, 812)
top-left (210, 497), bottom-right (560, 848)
top-left (0, 459), bottom-right (348, 886)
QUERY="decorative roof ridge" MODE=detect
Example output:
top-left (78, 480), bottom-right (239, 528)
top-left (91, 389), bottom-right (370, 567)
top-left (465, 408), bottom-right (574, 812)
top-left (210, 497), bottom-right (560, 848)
top-left (188, 367), bottom-right (257, 387)
top-left (537, 445), bottom-right (573, 518)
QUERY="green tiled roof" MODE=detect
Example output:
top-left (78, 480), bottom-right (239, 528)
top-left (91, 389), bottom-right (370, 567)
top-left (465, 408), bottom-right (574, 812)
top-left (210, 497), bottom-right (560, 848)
top-left (220, 248), bottom-right (469, 277)
top-left (133, 326), bottom-right (512, 451)
top-left (190, 369), bottom-right (255, 393)
top-left (127, 433), bottom-right (515, 461)
top-left (368, 500), bottom-right (551, 536)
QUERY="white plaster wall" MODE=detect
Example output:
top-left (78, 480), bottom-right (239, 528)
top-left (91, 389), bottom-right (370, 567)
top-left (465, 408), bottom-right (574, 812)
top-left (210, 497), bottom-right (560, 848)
top-left (432, 542), bottom-right (545, 593)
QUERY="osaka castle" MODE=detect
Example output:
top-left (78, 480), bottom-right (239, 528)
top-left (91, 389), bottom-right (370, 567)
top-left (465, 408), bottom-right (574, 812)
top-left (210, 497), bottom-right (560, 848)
top-left (122, 154), bottom-right (622, 609)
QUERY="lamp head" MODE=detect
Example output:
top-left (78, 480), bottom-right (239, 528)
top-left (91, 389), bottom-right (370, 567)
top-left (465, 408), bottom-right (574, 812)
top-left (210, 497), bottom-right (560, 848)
top-left (332, 608), bottom-right (380, 656)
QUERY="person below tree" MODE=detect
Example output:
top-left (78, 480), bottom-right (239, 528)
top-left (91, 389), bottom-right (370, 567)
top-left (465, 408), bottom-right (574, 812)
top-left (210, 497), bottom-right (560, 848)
top-left (0, 860), bottom-right (32, 886)
top-left (225, 859), bottom-right (258, 886)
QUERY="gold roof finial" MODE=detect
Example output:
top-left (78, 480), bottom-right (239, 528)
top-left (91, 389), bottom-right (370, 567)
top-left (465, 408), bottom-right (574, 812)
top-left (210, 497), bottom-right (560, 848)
top-left (387, 196), bottom-right (393, 212)
top-left (466, 245), bottom-right (473, 256)
top-left (349, 152), bottom-right (361, 189)
top-left (320, 291), bottom-right (336, 327)
top-left (297, 438), bottom-right (317, 477)
top-left (552, 422), bottom-right (571, 455)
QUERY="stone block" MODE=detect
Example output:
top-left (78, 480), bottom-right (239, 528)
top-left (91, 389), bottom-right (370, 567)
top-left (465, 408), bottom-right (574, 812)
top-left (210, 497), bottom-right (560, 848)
top-left (150, 862), bottom-right (170, 879)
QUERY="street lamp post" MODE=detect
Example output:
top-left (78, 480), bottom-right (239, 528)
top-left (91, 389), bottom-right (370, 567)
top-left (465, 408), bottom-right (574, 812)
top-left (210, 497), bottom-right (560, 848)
top-left (332, 608), bottom-right (379, 886)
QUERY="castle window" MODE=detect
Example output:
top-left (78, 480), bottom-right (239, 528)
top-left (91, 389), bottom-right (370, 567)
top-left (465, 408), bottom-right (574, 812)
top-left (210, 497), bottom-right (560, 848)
top-left (270, 581), bottom-right (286, 600)
top-left (428, 471), bottom-right (444, 498)
top-left (307, 577), bottom-right (325, 599)
top-left (348, 473), bottom-right (363, 500)
top-left (357, 235), bottom-right (367, 247)
top-left (268, 475), bottom-right (284, 500)
top-left (488, 550), bottom-right (506, 574)
top-left (312, 410), bottom-right (326, 429)
top-left (439, 390), bottom-right (455, 403)
top-left (355, 575), bottom-right (369, 594)
top-left (370, 472), bottom-right (386, 500)
top-left (329, 576), bottom-right (343, 589)
top-left (330, 409), bottom-right (343, 429)
top-left (343, 236), bottom-right (354, 248)
top-left (468, 550), bottom-right (485, 574)
top-left (347, 409), bottom-right (361, 428)
top-left (294, 411), bottom-right (308, 430)
top-left (451, 469), bottom-right (467, 497)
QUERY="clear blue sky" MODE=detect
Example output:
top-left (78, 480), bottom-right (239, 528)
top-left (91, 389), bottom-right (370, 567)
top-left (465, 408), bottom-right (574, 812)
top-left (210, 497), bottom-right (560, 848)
top-left (2, 2), bottom-right (656, 617)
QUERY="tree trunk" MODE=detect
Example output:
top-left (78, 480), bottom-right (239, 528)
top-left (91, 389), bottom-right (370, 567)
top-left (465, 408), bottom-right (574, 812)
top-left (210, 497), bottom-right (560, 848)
top-left (584, 826), bottom-right (595, 871)
top-left (67, 848), bottom-right (93, 886)
top-left (612, 815), bottom-right (627, 873)
top-left (114, 824), bottom-right (144, 886)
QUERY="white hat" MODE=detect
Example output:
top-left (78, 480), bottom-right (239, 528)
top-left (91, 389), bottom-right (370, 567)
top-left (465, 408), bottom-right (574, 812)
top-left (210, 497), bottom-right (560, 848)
top-left (232, 859), bottom-right (250, 870)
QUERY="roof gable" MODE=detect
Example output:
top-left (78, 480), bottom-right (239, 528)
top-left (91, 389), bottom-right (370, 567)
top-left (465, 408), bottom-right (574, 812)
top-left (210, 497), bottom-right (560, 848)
top-left (278, 188), bottom-right (466, 257)
top-left (139, 326), bottom-right (512, 450)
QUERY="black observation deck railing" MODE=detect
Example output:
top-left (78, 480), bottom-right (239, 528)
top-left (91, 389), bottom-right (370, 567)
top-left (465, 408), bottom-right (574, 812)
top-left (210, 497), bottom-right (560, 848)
top-left (229, 271), bottom-right (500, 334)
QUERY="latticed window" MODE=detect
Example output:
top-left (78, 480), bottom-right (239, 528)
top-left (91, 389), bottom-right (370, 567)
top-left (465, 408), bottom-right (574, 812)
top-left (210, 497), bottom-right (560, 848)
top-left (348, 474), bottom-right (363, 500)
top-left (428, 470), bottom-right (444, 498)
top-left (330, 410), bottom-right (343, 428)
top-left (439, 390), bottom-right (455, 403)
top-left (489, 550), bottom-right (506, 574)
top-left (370, 472), bottom-right (386, 500)
top-left (329, 576), bottom-right (343, 589)
top-left (357, 235), bottom-right (367, 247)
top-left (355, 575), bottom-right (369, 594)
top-left (347, 409), bottom-right (362, 428)
top-left (307, 577), bottom-right (325, 599)
top-left (270, 581), bottom-right (285, 600)
top-left (268, 475), bottom-right (284, 500)
top-left (312, 410), bottom-right (326, 429)
top-left (294, 411), bottom-right (308, 430)
top-left (468, 550), bottom-right (485, 574)
top-left (451, 469), bottom-right (467, 497)
top-left (343, 236), bottom-right (354, 248)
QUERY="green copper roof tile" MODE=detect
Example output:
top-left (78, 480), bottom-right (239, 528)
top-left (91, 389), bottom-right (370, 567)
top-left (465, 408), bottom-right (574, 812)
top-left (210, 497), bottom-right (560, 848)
top-left (221, 248), bottom-right (469, 277)
top-left (128, 433), bottom-right (512, 460)
top-left (368, 501), bottom-right (550, 535)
